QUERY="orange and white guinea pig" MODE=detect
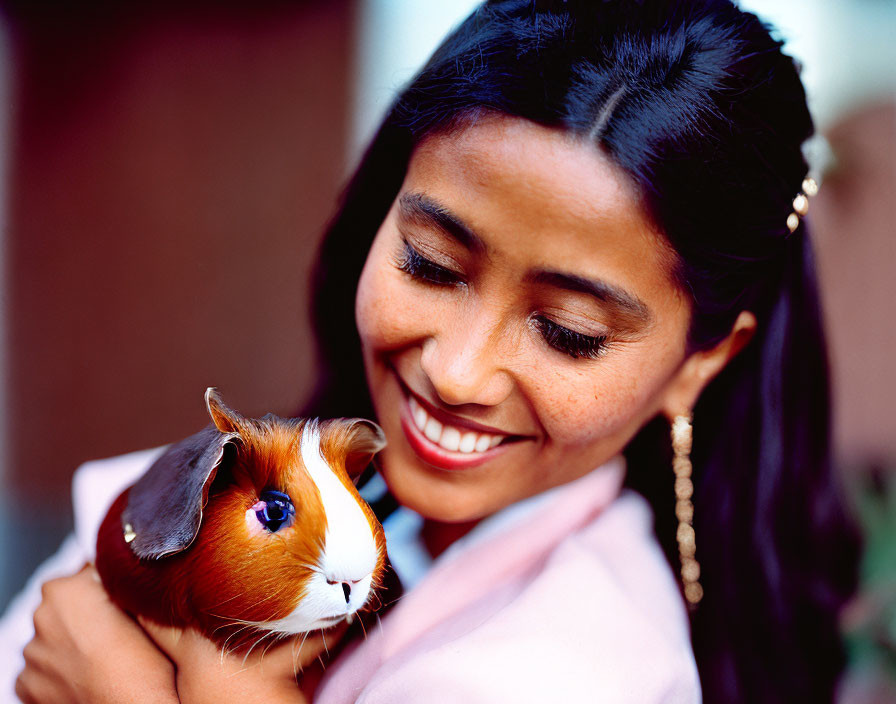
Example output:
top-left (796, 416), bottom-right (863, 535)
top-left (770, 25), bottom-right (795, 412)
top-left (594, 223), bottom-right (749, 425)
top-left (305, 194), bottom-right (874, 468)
top-left (95, 387), bottom-right (387, 650)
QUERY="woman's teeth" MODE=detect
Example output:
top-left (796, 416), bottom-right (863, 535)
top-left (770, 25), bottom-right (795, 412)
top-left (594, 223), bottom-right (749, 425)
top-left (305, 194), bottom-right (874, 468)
top-left (409, 396), bottom-right (505, 453)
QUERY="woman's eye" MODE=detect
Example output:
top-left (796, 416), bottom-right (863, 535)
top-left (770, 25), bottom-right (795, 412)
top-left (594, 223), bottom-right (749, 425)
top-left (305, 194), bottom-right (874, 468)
top-left (255, 489), bottom-right (296, 532)
top-left (532, 316), bottom-right (608, 360)
top-left (394, 241), bottom-right (464, 286)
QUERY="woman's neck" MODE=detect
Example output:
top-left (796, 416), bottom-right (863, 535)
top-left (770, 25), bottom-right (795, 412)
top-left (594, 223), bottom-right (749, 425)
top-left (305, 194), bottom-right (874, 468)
top-left (420, 518), bottom-right (480, 559)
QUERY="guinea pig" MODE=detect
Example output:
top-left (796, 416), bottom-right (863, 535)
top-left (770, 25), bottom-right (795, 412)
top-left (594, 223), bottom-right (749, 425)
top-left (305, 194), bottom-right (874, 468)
top-left (95, 387), bottom-right (387, 650)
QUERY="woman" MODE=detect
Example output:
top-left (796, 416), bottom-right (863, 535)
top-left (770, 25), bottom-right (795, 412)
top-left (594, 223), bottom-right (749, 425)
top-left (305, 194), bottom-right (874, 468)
top-left (14, 0), bottom-right (859, 702)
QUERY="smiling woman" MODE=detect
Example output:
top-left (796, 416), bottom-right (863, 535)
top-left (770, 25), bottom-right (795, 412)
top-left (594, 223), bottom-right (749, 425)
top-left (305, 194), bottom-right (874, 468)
top-left (12, 1), bottom-right (860, 703)
top-left (302, 1), bottom-right (859, 701)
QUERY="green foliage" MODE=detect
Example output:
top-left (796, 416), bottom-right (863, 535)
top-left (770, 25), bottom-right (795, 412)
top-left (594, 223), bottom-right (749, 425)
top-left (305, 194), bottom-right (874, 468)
top-left (843, 464), bottom-right (896, 683)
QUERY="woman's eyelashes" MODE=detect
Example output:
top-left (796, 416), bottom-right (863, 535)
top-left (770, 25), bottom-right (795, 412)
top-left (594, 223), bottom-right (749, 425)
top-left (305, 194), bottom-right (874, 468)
top-left (395, 239), bottom-right (610, 361)
top-left (531, 316), bottom-right (609, 360)
top-left (394, 239), bottom-right (465, 286)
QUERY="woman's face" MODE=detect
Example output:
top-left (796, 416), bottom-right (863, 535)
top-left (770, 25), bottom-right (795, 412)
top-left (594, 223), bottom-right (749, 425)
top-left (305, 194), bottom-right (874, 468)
top-left (355, 115), bottom-right (693, 522)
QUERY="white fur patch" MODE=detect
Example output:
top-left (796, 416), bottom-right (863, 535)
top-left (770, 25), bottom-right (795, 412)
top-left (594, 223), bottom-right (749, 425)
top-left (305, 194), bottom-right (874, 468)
top-left (252, 420), bottom-right (378, 634)
top-left (259, 571), bottom-right (375, 635)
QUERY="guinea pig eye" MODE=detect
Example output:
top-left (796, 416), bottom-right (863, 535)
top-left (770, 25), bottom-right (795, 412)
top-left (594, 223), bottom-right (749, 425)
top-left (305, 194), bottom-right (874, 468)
top-left (255, 490), bottom-right (295, 533)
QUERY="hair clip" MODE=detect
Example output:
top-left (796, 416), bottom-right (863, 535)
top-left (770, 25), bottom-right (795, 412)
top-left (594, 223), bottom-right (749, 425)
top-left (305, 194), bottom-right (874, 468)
top-left (786, 177), bottom-right (819, 233)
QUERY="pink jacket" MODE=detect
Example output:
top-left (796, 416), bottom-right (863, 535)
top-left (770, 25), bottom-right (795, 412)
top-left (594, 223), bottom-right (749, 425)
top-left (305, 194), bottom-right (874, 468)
top-left (0, 452), bottom-right (700, 703)
top-left (318, 457), bottom-right (701, 703)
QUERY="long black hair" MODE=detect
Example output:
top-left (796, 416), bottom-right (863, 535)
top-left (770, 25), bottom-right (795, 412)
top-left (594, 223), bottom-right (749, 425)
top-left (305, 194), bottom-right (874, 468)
top-left (304, 1), bottom-right (860, 701)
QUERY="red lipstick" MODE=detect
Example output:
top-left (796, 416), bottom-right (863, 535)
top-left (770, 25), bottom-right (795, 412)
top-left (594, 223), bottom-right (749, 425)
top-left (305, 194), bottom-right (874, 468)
top-left (398, 390), bottom-right (517, 472)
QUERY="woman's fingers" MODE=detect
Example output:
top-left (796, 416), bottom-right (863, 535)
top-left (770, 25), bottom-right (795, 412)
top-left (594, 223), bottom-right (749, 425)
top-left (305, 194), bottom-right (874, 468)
top-left (137, 617), bottom-right (188, 661)
top-left (140, 615), bottom-right (350, 675)
top-left (137, 620), bottom-right (351, 703)
top-left (18, 565), bottom-right (352, 703)
top-left (15, 639), bottom-right (66, 704)
top-left (15, 565), bottom-right (179, 704)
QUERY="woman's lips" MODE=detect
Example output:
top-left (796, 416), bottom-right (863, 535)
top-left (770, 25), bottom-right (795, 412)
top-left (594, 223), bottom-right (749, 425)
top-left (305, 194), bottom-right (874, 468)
top-left (397, 385), bottom-right (522, 472)
top-left (401, 381), bottom-right (517, 437)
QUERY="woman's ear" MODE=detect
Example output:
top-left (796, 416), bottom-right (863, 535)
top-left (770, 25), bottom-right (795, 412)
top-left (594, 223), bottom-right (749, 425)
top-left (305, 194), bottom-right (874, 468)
top-left (660, 310), bottom-right (757, 421)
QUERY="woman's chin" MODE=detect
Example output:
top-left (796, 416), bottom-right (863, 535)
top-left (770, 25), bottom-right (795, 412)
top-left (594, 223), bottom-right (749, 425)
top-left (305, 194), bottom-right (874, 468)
top-left (378, 456), bottom-right (495, 524)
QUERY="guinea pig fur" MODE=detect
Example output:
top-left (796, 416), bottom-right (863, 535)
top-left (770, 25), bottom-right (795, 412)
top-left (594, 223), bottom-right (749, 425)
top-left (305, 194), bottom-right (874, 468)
top-left (95, 388), bottom-right (387, 650)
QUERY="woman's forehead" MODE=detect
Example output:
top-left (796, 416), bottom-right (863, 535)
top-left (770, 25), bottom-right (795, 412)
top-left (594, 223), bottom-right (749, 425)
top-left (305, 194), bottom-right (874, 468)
top-left (399, 115), bottom-right (678, 292)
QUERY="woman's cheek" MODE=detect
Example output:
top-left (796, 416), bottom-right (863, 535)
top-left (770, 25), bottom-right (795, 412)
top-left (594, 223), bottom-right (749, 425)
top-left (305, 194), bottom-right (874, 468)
top-left (532, 353), bottom-right (670, 446)
top-left (356, 243), bottom-right (435, 352)
top-left (356, 240), bottom-right (403, 349)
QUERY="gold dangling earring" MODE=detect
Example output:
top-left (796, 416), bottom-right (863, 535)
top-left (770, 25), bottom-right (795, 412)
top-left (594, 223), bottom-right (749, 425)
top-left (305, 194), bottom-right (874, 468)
top-left (672, 414), bottom-right (703, 609)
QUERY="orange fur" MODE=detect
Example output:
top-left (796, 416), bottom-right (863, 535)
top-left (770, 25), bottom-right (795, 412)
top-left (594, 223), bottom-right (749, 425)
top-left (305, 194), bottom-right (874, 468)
top-left (96, 410), bottom-right (386, 651)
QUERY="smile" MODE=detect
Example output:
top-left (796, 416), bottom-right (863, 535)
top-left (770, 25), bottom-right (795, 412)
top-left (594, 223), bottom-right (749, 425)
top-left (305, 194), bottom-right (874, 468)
top-left (408, 396), bottom-right (504, 453)
top-left (396, 380), bottom-right (525, 471)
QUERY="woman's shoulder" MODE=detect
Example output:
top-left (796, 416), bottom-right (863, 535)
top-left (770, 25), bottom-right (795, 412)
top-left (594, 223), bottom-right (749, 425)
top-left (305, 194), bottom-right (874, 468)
top-left (568, 490), bottom-right (697, 650)
top-left (410, 491), bottom-right (700, 701)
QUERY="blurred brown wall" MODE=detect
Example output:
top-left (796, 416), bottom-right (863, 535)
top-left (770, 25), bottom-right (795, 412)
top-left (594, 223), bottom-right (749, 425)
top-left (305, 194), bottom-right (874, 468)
top-left (813, 101), bottom-right (896, 468)
top-left (4, 1), bottom-right (356, 517)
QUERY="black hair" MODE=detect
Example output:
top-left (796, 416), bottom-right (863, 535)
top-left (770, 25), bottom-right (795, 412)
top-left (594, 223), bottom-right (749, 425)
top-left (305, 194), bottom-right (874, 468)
top-left (303, 1), bottom-right (860, 701)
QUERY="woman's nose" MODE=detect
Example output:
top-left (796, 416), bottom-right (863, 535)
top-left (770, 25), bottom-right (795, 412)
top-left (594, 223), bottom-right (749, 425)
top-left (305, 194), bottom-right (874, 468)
top-left (419, 304), bottom-right (515, 407)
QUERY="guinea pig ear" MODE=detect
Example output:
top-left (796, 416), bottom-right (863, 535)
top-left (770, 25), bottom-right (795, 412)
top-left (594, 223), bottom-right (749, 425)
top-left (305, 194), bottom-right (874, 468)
top-left (121, 425), bottom-right (239, 560)
top-left (205, 386), bottom-right (248, 435)
top-left (327, 418), bottom-right (387, 477)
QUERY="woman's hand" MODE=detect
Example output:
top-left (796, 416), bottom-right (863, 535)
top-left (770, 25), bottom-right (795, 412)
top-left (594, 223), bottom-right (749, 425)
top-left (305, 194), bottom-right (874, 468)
top-left (141, 618), bottom-right (350, 704)
top-left (16, 563), bottom-right (350, 704)
top-left (15, 565), bottom-right (179, 704)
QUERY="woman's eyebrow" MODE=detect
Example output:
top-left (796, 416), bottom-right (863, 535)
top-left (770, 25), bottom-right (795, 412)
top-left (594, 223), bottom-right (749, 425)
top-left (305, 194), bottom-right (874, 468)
top-left (398, 191), bottom-right (651, 325)
top-left (397, 192), bottom-right (485, 253)
top-left (528, 270), bottom-right (652, 324)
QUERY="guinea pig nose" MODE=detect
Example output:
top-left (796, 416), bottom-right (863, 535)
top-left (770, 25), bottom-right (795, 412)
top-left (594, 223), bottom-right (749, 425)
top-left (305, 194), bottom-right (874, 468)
top-left (327, 577), bottom-right (361, 604)
top-left (326, 578), bottom-right (353, 604)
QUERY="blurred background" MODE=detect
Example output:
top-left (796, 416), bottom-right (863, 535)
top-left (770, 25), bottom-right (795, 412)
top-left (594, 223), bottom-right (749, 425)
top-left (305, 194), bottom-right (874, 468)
top-left (0, 0), bottom-right (893, 699)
